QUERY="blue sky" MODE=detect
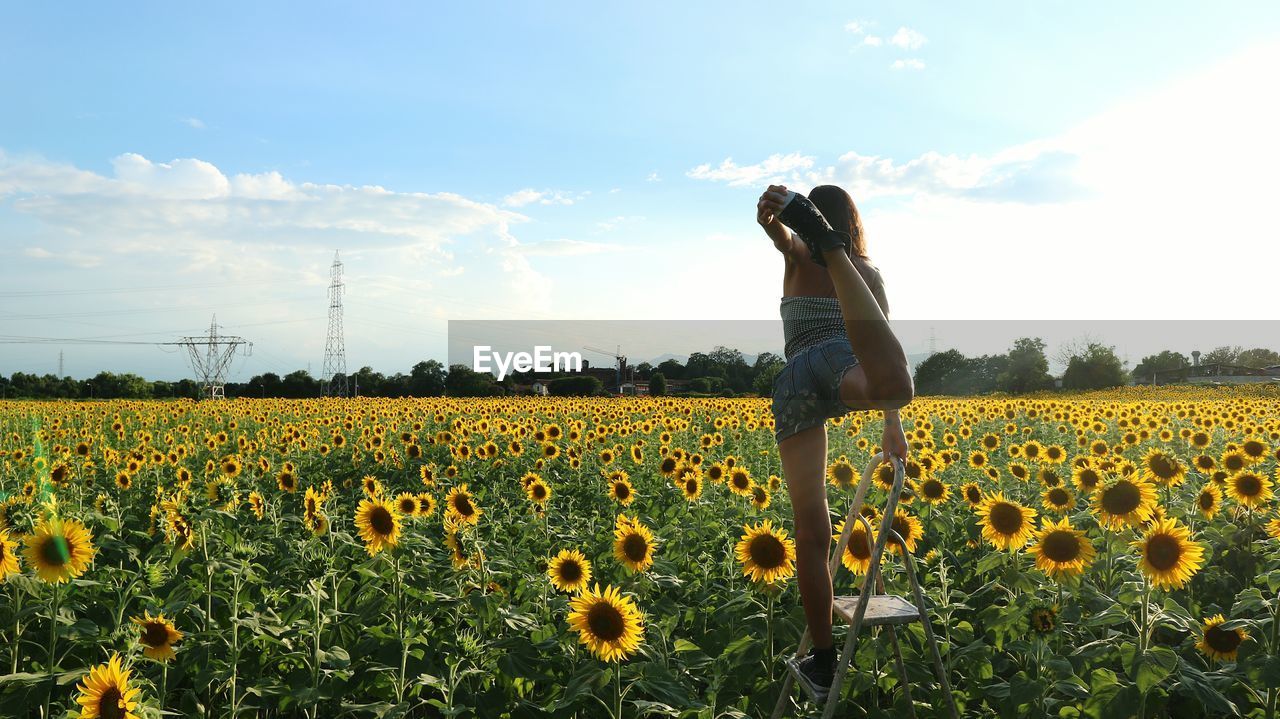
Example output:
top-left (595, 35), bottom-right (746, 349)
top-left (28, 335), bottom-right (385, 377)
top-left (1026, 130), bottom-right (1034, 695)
top-left (2, 2), bottom-right (1279, 380)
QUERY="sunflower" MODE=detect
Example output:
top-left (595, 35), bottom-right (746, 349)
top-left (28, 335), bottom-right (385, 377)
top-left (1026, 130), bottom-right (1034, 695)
top-left (1093, 476), bottom-right (1158, 530)
top-left (567, 584), bottom-right (645, 662)
top-left (960, 482), bottom-right (984, 507)
top-left (833, 519), bottom-right (872, 574)
top-left (1195, 483), bottom-right (1223, 519)
top-left (1029, 605), bottom-right (1058, 634)
top-left (1027, 517), bottom-right (1095, 580)
top-left (918, 477), bottom-right (950, 505)
top-left (1240, 438), bottom-right (1270, 463)
top-left (885, 509), bottom-right (923, 555)
top-left (751, 485), bottom-right (772, 510)
top-left (247, 491), bottom-right (265, 520)
top-left (975, 493), bottom-right (1037, 551)
top-left (735, 520), bottom-right (797, 584)
top-left (131, 611), bottom-right (183, 662)
top-left (353, 497), bottom-right (401, 556)
top-left (1220, 449), bottom-right (1248, 474)
top-left (727, 467), bottom-right (754, 496)
top-left (0, 529), bottom-right (20, 581)
top-left (416, 493), bottom-right (437, 518)
top-left (1142, 448), bottom-right (1186, 487)
top-left (1041, 486), bottom-right (1076, 513)
top-left (548, 548), bottom-right (593, 593)
top-left (445, 484), bottom-right (482, 524)
top-left (75, 653), bottom-right (141, 719)
top-left (1072, 464), bottom-right (1104, 495)
top-left (526, 479), bottom-right (552, 505)
top-left (680, 474), bottom-right (703, 502)
top-left (608, 477), bottom-right (636, 506)
top-left (24, 516), bottom-right (96, 583)
top-left (395, 492), bottom-right (420, 517)
top-left (1132, 517), bottom-right (1205, 590)
top-left (1196, 615), bottom-right (1248, 662)
top-left (277, 470), bottom-right (298, 493)
top-left (1225, 471), bottom-right (1273, 508)
top-left (1263, 515), bottom-right (1280, 540)
top-left (362, 475), bottom-right (384, 498)
top-left (613, 520), bottom-right (656, 573)
top-left (827, 459), bottom-right (857, 490)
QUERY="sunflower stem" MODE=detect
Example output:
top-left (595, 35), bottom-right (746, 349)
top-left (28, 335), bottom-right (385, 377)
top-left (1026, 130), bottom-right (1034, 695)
top-left (393, 550), bottom-right (407, 705)
top-left (614, 664), bottom-right (622, 719)
top-left (159, 662), bottom-right (168, 713)
top-left (1137, 573), bottom-right (1151, 719)
top-left (43, 581), bottom-right (60, 719)
top-left (10, 588), bottom-right (21, 674)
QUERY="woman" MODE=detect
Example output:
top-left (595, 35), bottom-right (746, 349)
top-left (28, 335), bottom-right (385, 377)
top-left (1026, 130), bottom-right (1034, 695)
top-left (756, 183), bottom-right (913, 702)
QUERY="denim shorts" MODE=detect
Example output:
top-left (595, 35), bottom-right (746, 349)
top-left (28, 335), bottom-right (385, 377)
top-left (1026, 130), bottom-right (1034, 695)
top-left (771, 336), bottom-right (860, 443)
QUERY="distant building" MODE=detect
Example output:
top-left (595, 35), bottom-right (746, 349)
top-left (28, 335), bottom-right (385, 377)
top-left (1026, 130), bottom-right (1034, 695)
top-left (1152, 362), bottom-right (1280, 386)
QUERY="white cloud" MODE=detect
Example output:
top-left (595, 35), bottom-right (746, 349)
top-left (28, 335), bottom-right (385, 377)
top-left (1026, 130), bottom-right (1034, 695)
top-left (509, 239), bottom-right (619, 256)
top-left (686, 153), bottom-right (816, 187)
top-left (182, 117), bottom-right (205, 129)
top-left (890, 27), bottom-right (927, 50)
top-left (863, 36), bottom-right (883, 47)
top-left (844, 21), bottom-right (865, 34)
top-left (890, 58), bottom-right (926, 71)
top-left (596, 215), bottom-right (644, 231)
top-left (0, 151), bottom-right (573, 333)
top-left (646, 171), bottom-right (661, 182)
top-left (23, 246), bottom-right (101, 268)
top-left (501, 187), bottom-right (581, 207)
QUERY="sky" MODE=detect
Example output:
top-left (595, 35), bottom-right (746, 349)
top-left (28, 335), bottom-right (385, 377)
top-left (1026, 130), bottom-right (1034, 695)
top-left (2, 1), bottom-right (1279, 382)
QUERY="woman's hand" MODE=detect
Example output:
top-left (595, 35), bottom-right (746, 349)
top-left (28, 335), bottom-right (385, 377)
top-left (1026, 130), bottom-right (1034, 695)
top-left (757, 184), bottom-right (790, 227)
top-left (881, 412), bottom-right (909, 462)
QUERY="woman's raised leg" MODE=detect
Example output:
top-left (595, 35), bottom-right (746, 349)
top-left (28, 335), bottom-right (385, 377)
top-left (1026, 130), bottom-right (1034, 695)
top-left (819, 247), bottom-right (913, 410)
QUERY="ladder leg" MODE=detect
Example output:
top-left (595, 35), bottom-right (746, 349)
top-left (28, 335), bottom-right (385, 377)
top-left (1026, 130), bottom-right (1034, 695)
top-left (901, 551), bottom-right (959, 719)
top-left (770, 672), bottom-right (796, 719)
top-left (821, 623), bottom-right (861, 719)
top-left (884, 625), bottom-right (917, 719)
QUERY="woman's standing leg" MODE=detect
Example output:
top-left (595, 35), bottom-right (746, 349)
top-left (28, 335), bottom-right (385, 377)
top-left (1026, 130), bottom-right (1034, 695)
top-left (779, 425), bottom-right (833, 649)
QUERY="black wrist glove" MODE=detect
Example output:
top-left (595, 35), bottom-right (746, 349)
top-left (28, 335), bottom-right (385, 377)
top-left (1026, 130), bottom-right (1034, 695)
top-left (777, 192), bottom-right (852, 266)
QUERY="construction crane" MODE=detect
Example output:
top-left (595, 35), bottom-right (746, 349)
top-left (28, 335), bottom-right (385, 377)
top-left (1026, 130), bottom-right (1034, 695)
top-left (583, 345), bottom-right (630, 393)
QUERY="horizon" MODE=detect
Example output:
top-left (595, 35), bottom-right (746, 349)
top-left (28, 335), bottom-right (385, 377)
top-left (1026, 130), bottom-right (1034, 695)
top-left (3, 3), bottom-right (1280, 384)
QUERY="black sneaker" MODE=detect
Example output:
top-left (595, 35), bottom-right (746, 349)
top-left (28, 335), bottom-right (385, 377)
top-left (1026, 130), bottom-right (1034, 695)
top-left (786, 651), bottom-right (834, 705)
top-left (776, 192), bottom-right (851, 267)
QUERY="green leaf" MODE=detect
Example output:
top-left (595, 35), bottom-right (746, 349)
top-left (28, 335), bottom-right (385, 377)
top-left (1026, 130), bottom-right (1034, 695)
top-left (1132, 646), bottom-right (1178, 694)
top-left (673, 639), bottom-right (701, 653)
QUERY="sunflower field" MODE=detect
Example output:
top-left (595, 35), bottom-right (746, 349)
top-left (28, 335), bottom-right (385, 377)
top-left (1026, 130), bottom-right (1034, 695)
top-left (1, 387), bottom-right (1279, 718)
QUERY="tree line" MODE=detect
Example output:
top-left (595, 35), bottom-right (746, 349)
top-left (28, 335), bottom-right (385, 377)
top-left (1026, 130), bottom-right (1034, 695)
top-left (1, 343), bottom-right (1275, 400)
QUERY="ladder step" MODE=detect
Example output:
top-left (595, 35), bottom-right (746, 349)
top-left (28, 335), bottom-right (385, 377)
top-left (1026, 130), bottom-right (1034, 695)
top-left (833, 594), bottom-right (920, 626)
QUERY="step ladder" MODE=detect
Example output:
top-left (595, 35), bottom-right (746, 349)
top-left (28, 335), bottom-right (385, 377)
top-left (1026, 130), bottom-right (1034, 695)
top-left (770, 454), bottom-right (959, 719)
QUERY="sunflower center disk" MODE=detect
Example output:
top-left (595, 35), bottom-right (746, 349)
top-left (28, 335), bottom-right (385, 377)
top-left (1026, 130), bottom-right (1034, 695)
top-left (1236, 475), bottom-right (1261, 496)
top-left (749, 535), bottom-right (786, 569)
top-left (1205, 626), bottom-right (1242, 653)
top-left (1145, 534), bottom-right (1182, 571)
top-left (586, 603), bottom-right (626, 642)
top-left (370, 508), bottom-right (394, 536)
top-left (99, 687), bottom-right (126, 719)
top-left (41, 535), bottom-right (72, 566)
top-left (989, 503), bottom-right (1024, 534)
top-left (622, 534), bottom-right (648, 562)
top-left (1041, 531), bottom-right (1081, 562)
top-left (1102, 482), bottom-right (1141, 514)
top-left (143, 622), bottom-right (170, 647)
top-left (559, 562), bottom-right (582, 583)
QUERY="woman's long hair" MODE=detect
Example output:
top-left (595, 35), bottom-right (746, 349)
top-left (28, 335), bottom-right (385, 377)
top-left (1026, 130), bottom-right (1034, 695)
top-left (809, 185), bottom-right (868, 259)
